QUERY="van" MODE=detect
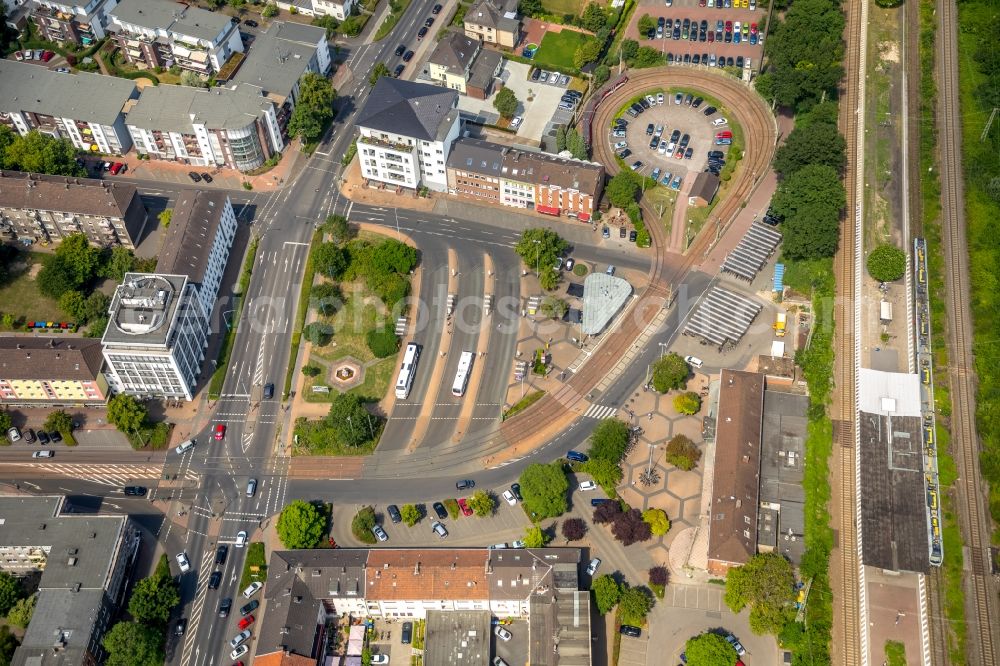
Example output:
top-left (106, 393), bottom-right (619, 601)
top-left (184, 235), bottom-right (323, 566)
top-left (566, 450), bottom-right (589, 462)
top-left (684, 355), bottom-right (704, 368)
top-left (175, 439), bottom-right (195, 454)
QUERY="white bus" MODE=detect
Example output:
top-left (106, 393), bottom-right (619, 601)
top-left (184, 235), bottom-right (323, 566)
top-left (452, 351), bottom-right (475, 397)
top-left (395, 343), bottom-right (421, 399)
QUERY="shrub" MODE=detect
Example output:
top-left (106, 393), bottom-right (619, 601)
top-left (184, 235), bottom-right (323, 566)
top-left (302, 364), bottom-right (322, 377)
top-left (866, 244), bottom-right (906, 282)
top-left (303, 321), bottom-right (334, 346)
top-left (665, 434), bottom-right (701, 471)
top-left (592, 574), bottom-right (621, 614)
top-left (593, 500), bottom-right (622, 524)
top-left (673, 391), bottom-right (702, 415)
top-left (351, 506), bottom-right (378, 544)
top-left (561, 518), bottom-right (587, 541)
top-left (366, 326), bottom-right (400, 358)
top-left (649, 566), bottom-right (668, 587)
top-left (400, 504), bottom-right (422, 526)
top-left (642, 508), bottom-right (670, 536)
top-left (444, 498), bottom-right (460, 519)
top-left (652, 353), bottom-right (690, 392)
top-left (612, 508), bottom-right (652, 545)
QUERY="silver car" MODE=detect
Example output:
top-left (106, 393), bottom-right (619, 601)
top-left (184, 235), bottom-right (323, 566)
top-left (432, 521), bottom-right (448, 538)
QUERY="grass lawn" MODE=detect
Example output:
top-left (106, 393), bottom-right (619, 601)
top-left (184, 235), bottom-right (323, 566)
top-left (0, 255), bottom-right (63, 329)
top-left (303, 356), bottom-right (396, 403)
top-left (534, 30), bottom-right (590, 69)
top-left (542, 0), bottom-right (585, 15)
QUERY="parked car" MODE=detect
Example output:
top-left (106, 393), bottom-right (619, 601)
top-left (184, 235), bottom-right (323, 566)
top-left (37, 431), bottom-right (49, 445)
top-left (510, 116), bottom-right (522, 129)
top-left (726, 634), bottom-right (747, 656)
top-left (579, 480), bottom-right (598, 491)
top-left (243, 19), bottom-right (258, 27)
top-left (109, 162), bottom-right (124, 175)
top-left (231, 645), bottom-right (248, 661)
top-left (395, 44), bottom-right (406, 56)
top-left (620, 625), bottom-right (642, 637)
top-left (393, 63), bottom-right (405, 77)
top-left (188, 171), bottom-right (202, 182)
top-left (240, 599), bottom-right (259, 616)
top-left (424, 16), bottom-right (434, 26)
top-left (457, 498), bottom-right (473, 517)
top-left (433, 502), bottom-right (448, 519)
top-left (403, 50), bottom-right (414, 62)
top-left (432, 521), bottom-right (449, 538)
top-left (674, 92), bottom-right (683, 105)
top-left (614, 141), bottom-right (628, 151)
top-left (630, 230), bottom-right (638, 242)
top-left (7, 427), bottom-right (21, 443)
top-left (48, 431), bottom-right (61, 443)
top-left (175, 618), bottom-right (187, 636)
top-left (618, 148), bottom-right (632, 159)
top-left (371, 524), bottom-right (389, 542)
top-left (602, 226), bottom-right (611, 239)
top-left (32, 450), bottom-right (53, 458)
top-left (22, 428), bottom-right (35, 444)
top-left (417, 26), bottom-right (428, 39)
top-left (511, 483), bottom-right (523, 501)
top-left (502, 490), bottom-right (517, 506)
top-left (494, 626), bottom-right (513, 641)
top-left (239, 615), bottom-right (255, 631)
top-left (586, 558), bottom-right (601, 575)
top-left (14, 51), bottom-right (23, 61)
top-left (387, 504), bottom-right (402, 523)
top-left (566, 450), bottom-right (589, 462)
top-left (685, 355), bottom-right (704, 368)
top-left (242, 582), bottom-right (263, 599)
top-left (703, 105), bottom-right (717, 116)
top-left (712, 117), bottom-right (729, 127)
top-left (402, 622), bottom-right (413, 644)
top-left (432, 3), bottom-right (442, 12)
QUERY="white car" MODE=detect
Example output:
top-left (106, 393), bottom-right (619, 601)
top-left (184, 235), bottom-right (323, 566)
top-left (235, 530), bottom-right (248, 548)
top-left (502, 490), bottom-right (517, 506)
top-left (510, 539), bottom-right (525, 548)
top-left (586, 558), bottom-right (601, 575)
top-left (733, 21), bottom-right (741, 34)
top-left (7, 427), bottom-right (21, 443)
top-left (494, 626), bottom-right (513, 641)
top-left (658, 143), bottom-right (668, 155)
top-left (510, 116), bottom-right (522, 130)
top-left (432, 521), bottom-right (449, 538)
top-left (230, 629), bottom-right (252, 649)
top-left (242, 581), bottom-right (263, 599)
top-left (712, 117), bottom-right (729, 127)
top-left (231, 645), bottom-right (248, 661)
top-left (32, 450), bottom-right (53, 458)
top-left (372, 656), bottom-right (390, 665)
top-left (645, 94), bottom-right (656, 106)
top-left (684, 355), bottom-right (704, 368)
top-left (665, 141), bottom-right (676, 154)
top-left (579, 481), bottom-right (597, 491)
top-left (656, 93), bottom-right (664, 105)
top-left (614, 141), bottom-right (628, 150)
top-left (175, 552), bottom-right (190, 573)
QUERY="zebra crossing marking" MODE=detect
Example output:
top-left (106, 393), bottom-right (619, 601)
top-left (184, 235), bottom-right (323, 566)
top-left (582, 404), bottom-right (618, 420)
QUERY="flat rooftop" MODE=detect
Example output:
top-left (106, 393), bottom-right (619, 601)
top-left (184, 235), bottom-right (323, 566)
top-left (157, 190), bottom-right (230, 284)
top-left (581, 273), bottom-right (632, 335)
top-left (111, 0), bottom-right (234, 42)
top-left (125, 83), bottom-right (272, 134)
top-left (0, 60), bottom-right (136, 126)
top-left (232, 21), bottom-right (325, 102)
top-left (758, 389), bottom-right (808, 564)
top-left (102, 273), bottom-right (189, 348)
top-left (423, 610), bottom-right (491, 666)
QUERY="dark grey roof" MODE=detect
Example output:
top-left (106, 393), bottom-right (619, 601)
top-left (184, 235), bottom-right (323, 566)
top-left (157, 191), bottom-right (231, 284)
top-left (428, 32), bottom-right (480, 75)
top-left (232, 21), bottom-right (326, 101)
top-left (465, 0), bottom-right (519, 33)
top-left (125, 83), bottom-right (272, 134)
top-left (13, 589), bottom-right (105, 666)
top-left (0, 60), bottom-right (137, 126)
top-left (689, 171), bottom-right (720, 202)
top-left (110, 0), bottom-right (235, 42)
top-left (356, 78), bottom-right (459, 142)
top-left (424, 610), bottom-right (491, 666)
top-left (468, 49), bottom-right (503, 91)
top-left (446, 138), bottom-right (504, 177)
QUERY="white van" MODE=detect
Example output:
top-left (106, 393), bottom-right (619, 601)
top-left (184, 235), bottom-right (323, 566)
top-left (175, 439), bottom-right (195, 454)
top-left (684, 355), bottom-right (704, 369)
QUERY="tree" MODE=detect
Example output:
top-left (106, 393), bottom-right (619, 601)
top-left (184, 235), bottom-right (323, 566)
top-left (6, 593), bottom-right (35, 629)
top-left (369, 62), bottom-right (391, 85)
top-left (605, 171), bottom-right (640, 208)
top-left (648, 566), bottom-right (668, 587)
top-left (43, 410), bottom-right (73, 435)
top-left (651, 353), bottom-right (690, 392)
top-left (518, 0), bottom-right (542, 15)
top-left (518, 462), bottom-right (569, 520)
top-left (179, 70), bottom-right (208, 88)
top-left (302, 364), bottom-right (322, 377)
top-left (637, 13), bottom-right (656, 34)
top-left (38, 233), bottom-right (102, 298)
top-left (0, 413), bottom-right (12, 438)
top-left (277, 500), bottom-right (326, 549)
top-left (582, 458), bottom-right (623, 493)
top-left (366, 326), bottom-right (400, 358)
top-left (591, 574), bottom-right (621, 614)
top-left (867, 244), bottom-right (906, 282)
top-left (59, 290), bottom-right (87, 321)
top-left (590, 418), bottom-right (630, 462)
top-left (771, 164), bottom-right (845, 260)
top-left (0, 626), bottom-right (18, 666)
top-left (593, 500), bottom-right (622, 524)
top-left (325, 214), bottom-right (352, 244)
top-left (573, 38), bottom-right (602, 69)
top-left (580, 2), bottom-right (607, 31)
top-left (665, 434), bottom-right (701, 471)
top-left (400, 504), bottom-right (422, 526)
top-left (0, 573), bottom-right (19, 616)
top-left (128, 563), bottom-right (180, 625)
top-left (515, 229), bottom-right (569, 275)
top-left (468, 490), bottom-right (496, 517)
top-left (106, 393), bottom-right (147, 434)
top-left (619, 38), bottom-right (639, 62)
top-left (82, 292), bottom-right (111, 324)
top-left (538, 266), bottom-right (561, 291)
top-left (561, 517), bottom-right (587, 542)
top-left (523, 525), bottom-right (549, 548)
top-left (303, 321), bottom-right (334, 346)
top-left (539, 296), bottom-right (568, 319)
top-left (685, 633), bottom-right (737, 666)
top-left (100, 246), bottom-right (138, 281)
top-left (312, 14), bottom-right (340, 38)
top-left (642, 508), bottom-right (671, 536)
top-left (673, 391), bottom-right (702, 415)
top-left (773, 122), bottom-right (846, 177)
top-left (326, 393), bottom-right (379, 446)
top-left (565, 128), bottom-right (588, 160)
top-left (101, 621), bottom-right (165, 666)
top-left (288, 73), bottom-right (336, 142)
top-left (555, 125), bottom-right (567, 152)
top-left (493, 87), bottom-right (519, 119)
top-left (618, 585), bottom-right (654, 625)
top-left (593, 64), bottom-right (611, 89)
top-left (612, 508), bottom-right (652, 545)
top-left (262, 2), bottom-right (278, 17)
top-left (2, 131), bottom-right (84, 177)
top-left (311, 282), bottom-right (343, 316)
top-left (724, 552), bottom-right (795, 635)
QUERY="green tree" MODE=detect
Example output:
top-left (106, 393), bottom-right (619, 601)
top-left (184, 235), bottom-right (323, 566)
top-left (351, 505), bottom-right (378, 544)
top-left (538, 266), bottom-right (561, 291)
top-left (325, 214), bottom-right (353, 244)
top-left (673, 391), bottom-right (702, 415)
top-left (101, 621), bottom-right (165, 666)
top-left (664, 434), bottom-right (701, 471)
top-left (518, 0), bottom-right (542, 16)
top-left (773, 122), bottom-right (846, 177)
top-left (493, 87), bottom-right (519, 119)
top-left (565, 128), bottom-right (588, 160)
top-left (573, 38), bottom-right (602, 69)
top-left (106, 393), bottom-right (148, 434)
top-left (522, 525), bottom-right (549, 548)
top-left (0, 626), bottom-right (18, 666)
top-left (326, 393), bottom-right (379, 446)
top-left (771, 164), bottom-right (845, 260)
top-left (539, 296), bottom-right (568, 319)
top-left (593, 64), bottom-right (611, 89)
top-left (128, 563), bottom-right (180, 625)
top-left (468, 490), bottom-right (496, 517)
top-left (6, 593), bottom-right (35, 629)
top-left (59, 290), bottom-right (87, 321)
top-left (637, 13), bottom-right (656, 34)
top-left (303, 322), bottom-right (334, 346)
top-left (618, 585), bottom-right (654, 625)
top-left (0, 126), bottom-right (15, 158)
top-left (288, 73), bottom-right (336, 142)
top-left (2, 314), bottom-right (14, 329)
top-left (312, 15), bottom-right (340, 38)
top-left (43, 410), bottom-right (73, 435)
top-left (311, 282), bottom-right (343, 316)
top-left (866, 244), bottom-right (906, 282)
top-left (38, 233), bottom-right (102, 299)
top-left (518, 462), bottom-right (569, 520)
top-left (642, 508), bottom-right (670, 536)
top-left (302, 364), bottom-right (323, 377)
top-left (632, 46), bottom-right (664, 68)
top-left (366, 326), bottom-right (400, 358)
top-left (2, 131), bottom-right (84, 176)
top-left (514, 228), bottom-right (569, 275)
top-left (605, 171), bottom-right (640, 207)
top-left (82, 292), bottom-right (111, 324)
top-left (591, 574), bottom-right (620, 614)
top-left (400, 503), bottom-right (422, 526)
top-left (651, 353), bottom-right (690, 392)
top-left (555, 125), bottom-right (568, 152)
top-left (589, 418), bottom-right (630, 463)
top-left (619, 38), bottom-right (639, 62)
top-left (685, 632), bottom-right (737, 666)
top-left (581, 458), bottom-right (623, 494)
top-left (262, 2), bottom-right (278, 17)
top-left (101, 246), bottom-right (138, 281)
top-left (369, 62), bottom-right (391, 86)
top-left (0, 573), bottom-right (19, 616)
top-left (724, 552), bottom-right (795, 635)
top-left (580, 2), bottom-right (607, 31)
top-left (0, 413), bottom-right (12, 438)
top-left (277, 500), bottom-right (326, 549)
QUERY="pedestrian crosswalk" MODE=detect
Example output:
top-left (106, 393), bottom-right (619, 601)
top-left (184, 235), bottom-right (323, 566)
top-left (583, 404), bottom-right (618, 420)
top-left (11, 463), bottom-right (198, 487)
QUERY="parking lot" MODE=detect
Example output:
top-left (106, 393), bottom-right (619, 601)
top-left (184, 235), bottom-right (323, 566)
top-left (607, 91), bottom-right (731, 188)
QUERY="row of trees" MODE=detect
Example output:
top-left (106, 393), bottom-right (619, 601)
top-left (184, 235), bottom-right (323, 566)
top-left (0, 127), bottom-right (85, 177)
top-left (555, 126), bottom-right (589, 160)
top-left (603, 171), bottom-right (653, 247)
top-left (103, 554), bottom-right (180, 666)
top-left (514, 228), bottom-right (569, 290)
top-left (591, 574), bottom-right (654, 625)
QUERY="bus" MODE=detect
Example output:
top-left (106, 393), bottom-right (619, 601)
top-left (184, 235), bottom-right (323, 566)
top-left (451, 351), bottom-right (475, 397)
top-left (395, 343), bottom-right (421, 399)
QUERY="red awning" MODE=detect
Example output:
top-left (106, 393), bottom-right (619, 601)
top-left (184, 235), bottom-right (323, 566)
top-left (536, 205), bottom-right (561, 216)
top-left (578, 212), bottom-right (591, 221)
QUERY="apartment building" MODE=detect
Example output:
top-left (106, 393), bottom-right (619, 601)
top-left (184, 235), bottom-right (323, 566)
top-left (355, 78), bottom-right (460, 192)
top-left (426, 33), bottom-right (503, 98)
top-left (0, 170), bottom-right (147, 249)
top-left (463, 0), bottom-right (520, 48)
top-left (28, 0), bottom-right (118, 45)
top-left (445, 139), bottom-right (604, 220)
top-left (0, 337), bottom-right (108, 407)
top-left (109, 0), bottom-right (243, 74)
top-left (231, 21), bottom-right (331, 131)
top-left (126, 83), bottom-right (282, 172)
top-left (0, 495), bottom-right (141, 666)
top-left (0, 60), bottom-right (138, 155)
top-left (273, 0), bottom-right (353, 20)
top-left (254, 548), bottom-right (589, 666)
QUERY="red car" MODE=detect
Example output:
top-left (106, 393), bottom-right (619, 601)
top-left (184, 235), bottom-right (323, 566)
top-left (715, 131), bottom-right (733, 139)
top-left (725, 20), bottom-right (733, 32)
top-left (750, 23), bottom-right (758, 35)
top-left (214, 424), bottom-right (226, 440)
top-left (41, 50), bottom-right (54, 62)
top-left (109, 162), bottom-right (124, 175)
top-left (457, 498), bottom-right (473, 517)
top-left (238, 615), bottom-right (255, 630)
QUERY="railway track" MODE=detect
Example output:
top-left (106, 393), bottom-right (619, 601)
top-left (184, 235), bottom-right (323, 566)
top-left (933, 0), bottom-right (1000, 662)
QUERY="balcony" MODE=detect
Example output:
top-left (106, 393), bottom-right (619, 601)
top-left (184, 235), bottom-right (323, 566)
top-left (359, 135), bottom-right (414, 154)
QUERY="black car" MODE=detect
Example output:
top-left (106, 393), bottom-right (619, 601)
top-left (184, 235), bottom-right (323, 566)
top-left (671, 129), bottom-right (681, 142)
top-left (657, 16), bottom-right (664, 27)
top-left (619, 226), bottom-right (626, 238)
top-left (630, 102), bottom-right (644, 114)
top-left (726, 56), bottom-right (735, 67)
top-left (218, 598), bottom-right (232, 618)
top-left (23, 428), bottom-right (36, 444)
top-left (531, 68), bottom-right (541, 81)
top-left (187, 171), bottom-right (202, 182)
top-left (649, 137), bottom-right (659, 150)
top-left (395, 44), bottom-right (406, 56)
top-left (456, 479), bottom-right (475, 490)
top-left (403, 50), bottom-right (414, 62)
top-left (433, 502), bottom-right (448, 519)
top-left (645, 123), bottom-right (654, 135)
top-left (703, 105), bottom-right (717, 116)
top-left (561, 95), bottom-right (576, 104)
top-left (432, 3), bottom-right (442, 12)
top-left (700, 19), bottom-right (708, 31)
top-left (618, 148), bottom-right (632, 159)
top-left (680, 133), bottom-right (690, 147)
top-left (629, 230), bottom-right (637, 242)
top-left (638, 97), bottom-right (650, 109)
top-left (665, 18), bottom-right (673, 30)
top-left (590, 498), bottom-right (613, 506)
top-left (402, 622), bottom-right (413, 644)
top-left (393, 63), bottom-right (405, 77)
top-left (424, 16), bottom-right (434, 26)
top-left (646, 28), bottom-right (655, 39)
top-left (683, 53), bottom-right (691, 63)
top-left (216, 545), bottom-right (228, 566)
top-left (736, 55), bottom-right (744, 68)
top-left (692, 54), bottom-right (700, 64)
top-left (620, 625), bottom-right (642, 637)
top-left (263, 383), bottom-right (274, 399)
top-left (417, 26), bottom-right (428, 39)
top-left (566, 89), bottom-right (582, 99)
top-left (692, 96), bottom-right (703, 108)
top-left (387, 504), bottom-right (402, 523)
top-left (201, 172), bottom-right (213, 183)
top-left (243, 19), bottom-right (258, 27)
top-left (240, 599), bottom-right (259, 616)
top-left (175, 619), bottom-right (187, 636)
top-left (48, 431), bottom-right (61, 443)
top-left (511, 483), bottom-right (523, 501)
top-left (667, 52), bottom-right (674, 63)
top-left (708, 150), bottom-right (725, 158)
top-left (37, 431), bottom-right (50, 445)
top-left (123, 486), bottom-right (147, 496)
top-left (208, 571), bottom-right (222, 590)
top-left (672, 26), bottom-right (681, 39)
top-left (684, 147), bottom-right (693, 159)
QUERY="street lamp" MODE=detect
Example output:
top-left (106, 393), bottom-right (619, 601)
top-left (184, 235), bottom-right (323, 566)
top-left (658, 342), bottom-right (668, 358)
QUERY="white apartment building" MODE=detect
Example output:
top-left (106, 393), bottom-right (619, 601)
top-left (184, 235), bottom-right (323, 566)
top-left (355, 78), bottom-right (460, 193)
top-left (273, 0), bottom-right (353, 20)
top-left (0, 60), bottom-right (137, 155)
